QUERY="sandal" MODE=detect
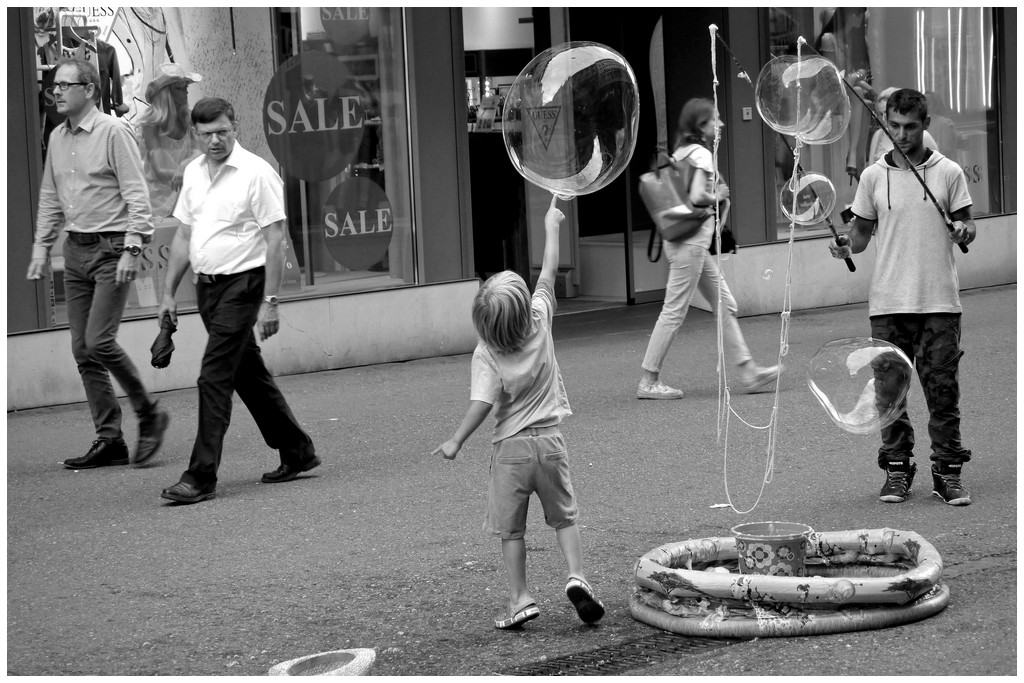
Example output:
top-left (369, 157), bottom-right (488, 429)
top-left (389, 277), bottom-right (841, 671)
top-left (565, 577), bottom-right (605, 624)
top-left (494, 602), bottom-right (539, 630)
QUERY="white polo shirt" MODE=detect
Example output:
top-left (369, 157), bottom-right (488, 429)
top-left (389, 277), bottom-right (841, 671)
top-left (173, 141), bottom-right (287, 275)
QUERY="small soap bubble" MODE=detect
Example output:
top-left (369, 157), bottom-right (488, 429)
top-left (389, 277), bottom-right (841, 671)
top-left (502, 42), bottom-right (640, 199)
top-left (807, 337), bottom-right (914, 435)
top-left (780, 171), bottom-right (837, 226)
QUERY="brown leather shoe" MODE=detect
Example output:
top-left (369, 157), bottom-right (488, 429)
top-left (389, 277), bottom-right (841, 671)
top-left (63, 440), bottom-right (129, 469)
top-left (160, 480), bottom-right (216, 504)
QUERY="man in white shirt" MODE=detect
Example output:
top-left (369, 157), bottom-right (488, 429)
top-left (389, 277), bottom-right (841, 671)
top-left (157, 97), bottom-right (318, 504)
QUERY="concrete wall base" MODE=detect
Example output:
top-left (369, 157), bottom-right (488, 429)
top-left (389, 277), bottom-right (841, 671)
top-left (578, 215), bottom-right (1015, 316)
top-left (708, 214), bottom-right (1016, 316)
top-left (7, 279), bottom-right (481, 411)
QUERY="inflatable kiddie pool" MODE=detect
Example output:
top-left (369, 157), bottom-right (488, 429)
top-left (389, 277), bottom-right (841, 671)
top-left (631, 528), bottom-right (949, 637)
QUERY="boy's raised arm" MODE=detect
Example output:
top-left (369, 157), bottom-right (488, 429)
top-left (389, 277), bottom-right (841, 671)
top-left (536, 195), bottom-right (564, 292)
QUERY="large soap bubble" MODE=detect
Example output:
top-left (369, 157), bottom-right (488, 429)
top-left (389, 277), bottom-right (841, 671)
top-left (502, 41), bottom-right (639, 199)
top-left (755, 55), bottom-right (851, 145)
top-left (780, 171), bottom-right (837, 225)
top-left (807, 338), bottom-right (914, 434)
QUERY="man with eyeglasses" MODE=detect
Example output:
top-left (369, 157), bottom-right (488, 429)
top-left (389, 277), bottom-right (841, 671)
top-left (157, 97), bottom-right (318, 504)
top-left (28, 57), bottom-right (171, 471)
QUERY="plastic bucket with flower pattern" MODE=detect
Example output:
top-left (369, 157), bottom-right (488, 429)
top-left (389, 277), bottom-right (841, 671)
top-left (731, 522), bottom-right (813, 577)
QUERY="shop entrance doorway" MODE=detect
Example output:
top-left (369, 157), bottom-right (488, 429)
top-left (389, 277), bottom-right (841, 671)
top-left (460, 8), bottom-right (654, 312)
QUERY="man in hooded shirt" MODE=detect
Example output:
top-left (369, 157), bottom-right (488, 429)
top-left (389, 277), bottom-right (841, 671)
top-left (830, 88), bottom-right (976, 507)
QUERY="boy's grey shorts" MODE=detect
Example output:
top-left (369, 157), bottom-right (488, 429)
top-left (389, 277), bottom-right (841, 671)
top-left (484, 425), bottom-right (579, 540)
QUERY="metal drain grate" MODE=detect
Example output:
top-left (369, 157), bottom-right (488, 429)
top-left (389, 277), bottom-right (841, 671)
top-left (501, 632), bottom-right (745, 676)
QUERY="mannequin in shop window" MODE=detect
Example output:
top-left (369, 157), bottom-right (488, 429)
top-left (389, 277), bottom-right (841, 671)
top-left (816, 7), bottom-right (875, 184)
top-left (924, 91), bottom-right (958, 160)
top-left (135, 64), bottom-right (204, 218)
top-left (60, 25), bottom-right (126, 117)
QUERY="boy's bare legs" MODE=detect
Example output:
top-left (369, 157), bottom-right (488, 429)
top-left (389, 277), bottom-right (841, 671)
top-left (555, 523), bottom-right (585, 580)
top-left (558, 523), bottom-right (606, 623)
top-left (501, 538), bottom-right (533, 611)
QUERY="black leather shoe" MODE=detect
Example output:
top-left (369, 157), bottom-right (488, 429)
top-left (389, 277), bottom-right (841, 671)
top-left (133, 400), bottom-right (170, 466)
top-left (63, 439), bottom-right (129, 469)
top-left (262, 454), bottom-right (322, 483)
top-left (160, 480), bottom-right (216, 504)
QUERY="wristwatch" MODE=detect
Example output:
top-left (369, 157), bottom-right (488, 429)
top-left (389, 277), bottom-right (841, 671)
top-left (263, 295), bottom-right (279, 305)
top-left (125, 245), bottom-right (142, 256)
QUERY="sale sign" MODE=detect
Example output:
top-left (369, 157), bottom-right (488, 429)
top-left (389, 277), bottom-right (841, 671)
top-left (321, 177), bottom-right (394, 271)
top-left (262, 51), bottom-right (365, 181)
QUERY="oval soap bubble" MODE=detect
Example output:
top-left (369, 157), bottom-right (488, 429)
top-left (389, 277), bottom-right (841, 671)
top-left (502, 41), bottom-right (639, 199)
top-left (755, 55), bottom-right (851, 145)
top-left (780, 171), bottom-right (836, 225)
top-left (807, 337), bottom-right (914, 435)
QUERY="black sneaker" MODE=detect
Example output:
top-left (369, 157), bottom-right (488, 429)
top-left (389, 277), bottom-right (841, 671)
top-left (932, 465), bottom-right (972, 506)
top-left (879, 461), bottom-right (917, 503)
top-left (63, 439), bottom-right (129, 469)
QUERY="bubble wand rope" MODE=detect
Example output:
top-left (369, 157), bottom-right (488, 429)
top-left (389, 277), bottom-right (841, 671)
top-left (799, 43), bottom-right (969, 254)
top-left (710, 24), bottom-right (782, 516)
top-left (714, 31), bottom-right (856, 273)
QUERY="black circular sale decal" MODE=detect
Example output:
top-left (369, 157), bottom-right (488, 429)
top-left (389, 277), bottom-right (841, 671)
top-left (263, 51), bottom-right (365, 181)
top-left (321, 178), bottom-right (393, 271)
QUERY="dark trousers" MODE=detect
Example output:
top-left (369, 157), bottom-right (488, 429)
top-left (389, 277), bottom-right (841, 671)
top-left (870, 313), bottom-right (971, 469)
top-left (63, 233), bottom-right (152, 442)
top-left (181, 267), bottom-right (313, 487)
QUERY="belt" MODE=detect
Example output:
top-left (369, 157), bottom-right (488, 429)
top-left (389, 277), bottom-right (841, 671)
top-left (196, 266), bottom-right (264, 284)
top-left (513, 425), bottom-right (560, 438)
top-left (66, 231), bottom-right (123, 244)
top-left (197, 272), bottom-right (239, 284)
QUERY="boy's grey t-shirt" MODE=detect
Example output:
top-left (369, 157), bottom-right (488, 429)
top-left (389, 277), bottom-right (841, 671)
top-left (470, 281), bottom-right (572, 443)
top-left (852, 149), bottom-right (973, 317)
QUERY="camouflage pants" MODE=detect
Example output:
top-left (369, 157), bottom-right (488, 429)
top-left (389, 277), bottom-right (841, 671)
top-left (870, 313), bottom-right (971, 469)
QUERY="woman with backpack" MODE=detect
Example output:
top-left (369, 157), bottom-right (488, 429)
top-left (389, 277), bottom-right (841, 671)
top-left (637, 98), bottom-right (780, 400)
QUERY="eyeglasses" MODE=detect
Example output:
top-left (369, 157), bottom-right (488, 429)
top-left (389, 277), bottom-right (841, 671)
top-left (195, 128), bottom-right (235, 141)
top-left (53, 82), bottom-right (88, 91)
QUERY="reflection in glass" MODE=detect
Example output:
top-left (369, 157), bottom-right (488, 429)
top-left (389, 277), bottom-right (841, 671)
top-left (767, 7), bottom-right (1000, 241)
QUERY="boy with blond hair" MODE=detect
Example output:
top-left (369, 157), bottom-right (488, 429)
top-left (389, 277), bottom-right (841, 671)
top-left (433, 197), bottom-right (604, 630)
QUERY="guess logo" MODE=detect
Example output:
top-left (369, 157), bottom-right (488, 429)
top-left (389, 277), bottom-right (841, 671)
top-left (526, 106), bottom-right (561, 150)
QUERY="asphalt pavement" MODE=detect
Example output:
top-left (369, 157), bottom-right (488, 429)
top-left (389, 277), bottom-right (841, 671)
top-left (6, 284), bottom-right (1016, 676)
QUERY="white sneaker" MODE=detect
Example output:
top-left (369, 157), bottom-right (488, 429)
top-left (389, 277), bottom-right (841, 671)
top-left (739, 364), bottom-right (780, 393)
top-left (637, 381), bottom-right (684, 399)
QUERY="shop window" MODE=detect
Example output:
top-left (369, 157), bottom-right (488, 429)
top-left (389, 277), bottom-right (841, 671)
top-left (767, 7), bottom-right (1002, 241)
top-left (29, 7), bottom-right (414, 326)
top-left (272, 8), bottom-right (415, 299)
